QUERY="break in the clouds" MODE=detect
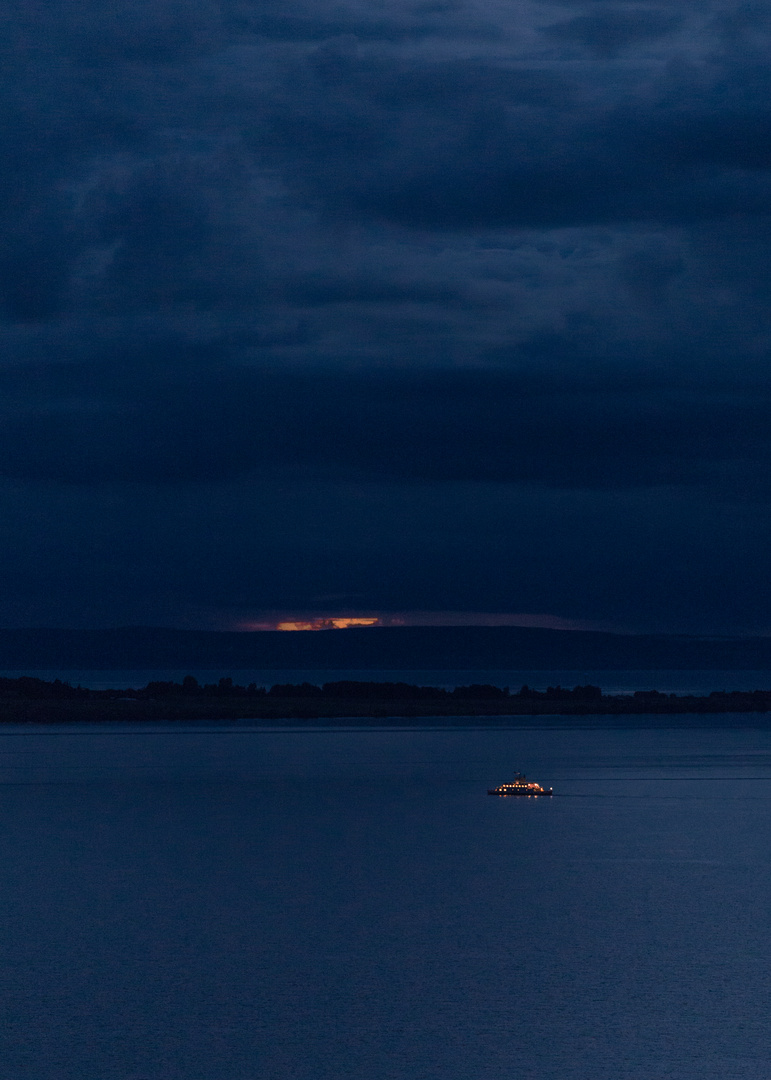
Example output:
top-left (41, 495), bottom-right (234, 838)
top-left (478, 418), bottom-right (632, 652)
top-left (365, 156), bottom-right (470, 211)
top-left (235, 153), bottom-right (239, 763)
top-left (1, 0), bottom-right (771, 631)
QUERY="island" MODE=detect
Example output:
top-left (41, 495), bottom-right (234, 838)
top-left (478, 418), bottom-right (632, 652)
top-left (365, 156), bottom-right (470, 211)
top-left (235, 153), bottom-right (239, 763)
top-left (1, 676), bottom-right (771, 725)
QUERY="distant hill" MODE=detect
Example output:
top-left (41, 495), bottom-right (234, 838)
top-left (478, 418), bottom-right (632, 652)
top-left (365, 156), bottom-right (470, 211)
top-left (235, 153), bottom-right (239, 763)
top-left (1, 625), bottom-right (771, 670)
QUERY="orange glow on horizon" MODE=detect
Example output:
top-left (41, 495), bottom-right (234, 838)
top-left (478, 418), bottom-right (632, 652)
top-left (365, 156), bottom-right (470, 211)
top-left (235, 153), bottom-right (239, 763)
top-left (275, 617), bottom-right (381, 632)
top-left (236, 611), bottom-right (609, 632)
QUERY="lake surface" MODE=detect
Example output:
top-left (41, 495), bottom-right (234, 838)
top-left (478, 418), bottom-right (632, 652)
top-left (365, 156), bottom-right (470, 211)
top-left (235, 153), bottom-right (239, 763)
top-left (1, 722), bottom-right (771, 1078)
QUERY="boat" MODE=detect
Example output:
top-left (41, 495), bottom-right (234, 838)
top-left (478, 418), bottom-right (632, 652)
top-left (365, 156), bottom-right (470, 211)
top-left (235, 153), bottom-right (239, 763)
top-left (488, 772), bottom-right (553, 797)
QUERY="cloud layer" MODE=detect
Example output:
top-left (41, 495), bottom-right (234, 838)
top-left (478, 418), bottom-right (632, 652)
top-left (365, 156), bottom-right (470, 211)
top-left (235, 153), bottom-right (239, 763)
top-left (1, 0), bottom-right (771, 629)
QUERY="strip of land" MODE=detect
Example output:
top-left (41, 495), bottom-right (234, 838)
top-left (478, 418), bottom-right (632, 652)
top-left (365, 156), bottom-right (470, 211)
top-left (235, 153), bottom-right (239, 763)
top-left (1, 676), bottom-right (771, 724)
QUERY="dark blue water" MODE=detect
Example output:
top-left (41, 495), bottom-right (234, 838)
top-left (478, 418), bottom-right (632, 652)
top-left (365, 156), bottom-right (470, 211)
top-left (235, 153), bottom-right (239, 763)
top-left (1, 722), bottom-right (771, 1079)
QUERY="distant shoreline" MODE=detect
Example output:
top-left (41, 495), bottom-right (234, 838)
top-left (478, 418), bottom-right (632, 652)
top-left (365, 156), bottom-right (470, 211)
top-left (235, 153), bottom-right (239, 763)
top-left (2, 676), bottom-right (771, 724)
top-left (4, 625), bottom-right (771, 675)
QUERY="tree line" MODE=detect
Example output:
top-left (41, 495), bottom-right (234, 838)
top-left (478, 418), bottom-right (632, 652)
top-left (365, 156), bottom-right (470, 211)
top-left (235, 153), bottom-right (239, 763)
top-left (1, 676), bottom-right (770, 714)
top-left (0, 676), bottom-right (604, 700)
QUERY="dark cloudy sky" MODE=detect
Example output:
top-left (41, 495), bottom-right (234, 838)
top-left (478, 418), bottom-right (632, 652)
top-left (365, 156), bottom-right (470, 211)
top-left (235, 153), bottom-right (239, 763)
top-left (2, 0), bottom-right (771, 632)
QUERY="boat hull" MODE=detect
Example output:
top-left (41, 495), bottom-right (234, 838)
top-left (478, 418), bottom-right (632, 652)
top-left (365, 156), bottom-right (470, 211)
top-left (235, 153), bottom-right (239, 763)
top-left (488, 789), bottom-right (552, 797)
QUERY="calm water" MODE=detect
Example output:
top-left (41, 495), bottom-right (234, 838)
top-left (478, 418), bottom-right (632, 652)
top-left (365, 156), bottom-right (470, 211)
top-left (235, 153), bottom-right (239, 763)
top-left (1, 722), bottom-right (771, 1078)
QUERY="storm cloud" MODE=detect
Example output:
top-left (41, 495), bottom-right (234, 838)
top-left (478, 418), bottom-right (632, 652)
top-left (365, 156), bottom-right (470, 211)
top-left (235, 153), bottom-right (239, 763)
top-left (1, 0), bottom-right (771, 631)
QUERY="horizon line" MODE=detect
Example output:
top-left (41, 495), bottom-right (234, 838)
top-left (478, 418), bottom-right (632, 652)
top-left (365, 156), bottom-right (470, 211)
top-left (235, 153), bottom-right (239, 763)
top-left (1, 623), bottom-right (769, 640)
top-left (235, 611), bottom-right (609, 632)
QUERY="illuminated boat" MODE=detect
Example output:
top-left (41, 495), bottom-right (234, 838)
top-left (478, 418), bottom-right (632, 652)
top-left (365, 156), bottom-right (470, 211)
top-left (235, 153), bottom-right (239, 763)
top-left (488, 773), bottom-right (553, 797)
